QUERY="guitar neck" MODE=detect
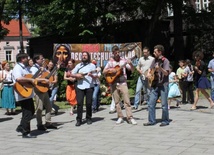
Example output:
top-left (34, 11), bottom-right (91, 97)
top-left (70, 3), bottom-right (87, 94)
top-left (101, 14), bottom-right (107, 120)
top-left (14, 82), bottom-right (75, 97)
top-left (46, 66), bottom-right (57, 79)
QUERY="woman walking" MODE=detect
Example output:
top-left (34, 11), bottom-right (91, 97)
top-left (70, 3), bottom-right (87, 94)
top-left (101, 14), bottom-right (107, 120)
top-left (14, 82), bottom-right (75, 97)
top-left (191, 51), bottom-right (214, 110)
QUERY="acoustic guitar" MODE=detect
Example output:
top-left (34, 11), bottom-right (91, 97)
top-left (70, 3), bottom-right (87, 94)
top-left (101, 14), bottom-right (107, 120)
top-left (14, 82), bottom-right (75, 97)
top-left (14, 60), bottom-right (49, 98)
top-left (146, 57), bottom-right (166, 87)
top-left (105, 56), bottom-right (137, 84)
top-left (144, 69), bottom-right (155, 87)
top-left (35, 62), bottom-right (61, 93)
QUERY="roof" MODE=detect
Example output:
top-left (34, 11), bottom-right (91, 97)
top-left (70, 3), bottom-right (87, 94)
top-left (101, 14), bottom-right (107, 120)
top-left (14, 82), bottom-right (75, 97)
top-left (1, 19), bottom-right (31, 37)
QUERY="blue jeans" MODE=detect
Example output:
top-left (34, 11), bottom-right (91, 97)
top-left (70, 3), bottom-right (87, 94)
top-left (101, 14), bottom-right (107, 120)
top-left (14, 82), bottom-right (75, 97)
top-left (148, 84), bottom-right (169, 125)
top-left (210, 76), bottom-right (214, 101)
top-left (134, 77), bottom-right (150, 108)
top-left (92, 84), bottom-right (100, 110)
top-left (49, 86), bottom-right (59, 111)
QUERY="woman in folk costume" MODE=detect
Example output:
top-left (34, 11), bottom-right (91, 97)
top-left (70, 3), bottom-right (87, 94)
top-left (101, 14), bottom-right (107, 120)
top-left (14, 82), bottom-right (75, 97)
top-left (0, 61), bottom-right (16, 115)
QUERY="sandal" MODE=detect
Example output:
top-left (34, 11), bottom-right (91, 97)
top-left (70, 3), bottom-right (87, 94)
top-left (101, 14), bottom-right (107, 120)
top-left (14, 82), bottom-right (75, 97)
top-left (69, 111), bottom-right (73, 116)
top-left (190, 106), bottom-right (197, 110)
top-left (210, 104), bottom-right (214, 109)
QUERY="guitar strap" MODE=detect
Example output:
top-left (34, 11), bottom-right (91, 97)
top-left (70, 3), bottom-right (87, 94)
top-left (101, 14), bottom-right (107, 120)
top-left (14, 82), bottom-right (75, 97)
top-left (33, 64), bottom-right (40, 70)
top-left (77, 63), bottom-right (88, 73)
top-left (18, 63), bottom-right (25, 70)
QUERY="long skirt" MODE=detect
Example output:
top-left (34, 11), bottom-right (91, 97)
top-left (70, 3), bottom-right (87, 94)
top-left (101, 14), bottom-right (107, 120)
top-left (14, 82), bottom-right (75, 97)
top-left (66, 85), bottom-right (77, 106)
top-left (1, 85), bottom-right (15, 109)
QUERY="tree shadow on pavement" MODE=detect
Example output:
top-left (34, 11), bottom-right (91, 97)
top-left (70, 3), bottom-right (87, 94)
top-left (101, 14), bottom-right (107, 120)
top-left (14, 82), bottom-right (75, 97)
top-left (0, 117), bottom-right (13, 122)
top-left (195, 106), bottom-right (208, 109)
top-left (30, 130), bottom-right (50, 136)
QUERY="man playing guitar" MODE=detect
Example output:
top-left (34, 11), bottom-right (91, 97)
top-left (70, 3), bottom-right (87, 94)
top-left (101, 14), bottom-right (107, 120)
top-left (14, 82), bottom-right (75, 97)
top-left (103, 45), bottom-right (137, 125)
top-left (132, 47), bottom-right (154, 110)
top-left (143, 45), bottom-right (170, 127)
top-left (13, 53), bottom-right (37, 138)
top-left (30, 54), bottom-right (57, 130)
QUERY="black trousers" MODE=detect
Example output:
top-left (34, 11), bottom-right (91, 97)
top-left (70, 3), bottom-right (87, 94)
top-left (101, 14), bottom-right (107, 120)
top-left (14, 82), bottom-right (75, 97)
top-left (18, 98), bottom-right (35, 134)
top-left (76, 87), bottom-right (94, 122)
top-left (184, 81), bottom-right (194, 104)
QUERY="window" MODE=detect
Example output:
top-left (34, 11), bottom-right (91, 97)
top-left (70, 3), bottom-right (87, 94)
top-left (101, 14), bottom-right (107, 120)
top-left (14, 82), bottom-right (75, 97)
top-left (6, 50), bottom-right (12, 61)
top-left (195, 0), bottom-right (201, 12)
top-left (203, 0), bottom-right (210, 11)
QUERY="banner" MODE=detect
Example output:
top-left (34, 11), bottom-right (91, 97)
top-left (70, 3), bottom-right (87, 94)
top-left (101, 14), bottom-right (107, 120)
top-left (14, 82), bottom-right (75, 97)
top-left (53, 42), bottom-right (142, 67)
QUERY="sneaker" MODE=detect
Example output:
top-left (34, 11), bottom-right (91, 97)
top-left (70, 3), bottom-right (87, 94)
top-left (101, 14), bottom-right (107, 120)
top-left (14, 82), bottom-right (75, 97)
top-left (116, 118), bottom-right (124, 124)
top-left (129, 118), bottom-right (137, 125)
top-left (109, 110), bottom-right (116, 114)
top-left (168, 105), bottom-right (170, 110)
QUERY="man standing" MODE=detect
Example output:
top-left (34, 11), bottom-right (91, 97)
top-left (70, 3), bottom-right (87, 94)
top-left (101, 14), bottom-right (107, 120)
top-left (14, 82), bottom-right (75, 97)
top-left (143, 45), bottom-right (170, 127)
top-left (132, 47), bottom-right (154, 109)
top-left (31, 54), bottom-right (57, 130)
top-left (13, 53), bottom-right (36, 138)
top-left (71, 52), bottom-right (96, 126)
top-left (103, 45), bottom-right (137, 125)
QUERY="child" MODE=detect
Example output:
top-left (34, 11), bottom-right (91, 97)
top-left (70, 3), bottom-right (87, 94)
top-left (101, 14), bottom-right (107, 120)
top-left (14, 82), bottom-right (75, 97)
top-left (168, 65), bottom-right (181, 109)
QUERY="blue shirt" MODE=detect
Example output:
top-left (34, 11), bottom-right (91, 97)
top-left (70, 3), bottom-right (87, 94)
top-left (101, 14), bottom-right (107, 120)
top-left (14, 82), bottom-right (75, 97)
top-left (208, 59), bottom-right (214, 76)
top-left (72, 62), bottom-right (96, 90)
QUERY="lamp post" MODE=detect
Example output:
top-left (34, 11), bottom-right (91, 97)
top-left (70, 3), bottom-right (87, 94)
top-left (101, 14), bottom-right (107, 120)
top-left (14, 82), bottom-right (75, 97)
top-left (18, 0), bottom-right (24, 53)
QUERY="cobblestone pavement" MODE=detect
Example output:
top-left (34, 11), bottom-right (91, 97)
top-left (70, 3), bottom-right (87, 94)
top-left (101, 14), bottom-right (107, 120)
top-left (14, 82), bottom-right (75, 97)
top-left (0, 98), bottom-right (214, 155)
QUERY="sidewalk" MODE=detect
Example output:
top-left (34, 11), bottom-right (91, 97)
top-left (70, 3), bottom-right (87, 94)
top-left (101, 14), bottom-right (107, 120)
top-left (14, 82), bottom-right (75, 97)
top-left (0, 98), bottom-right (214, 155)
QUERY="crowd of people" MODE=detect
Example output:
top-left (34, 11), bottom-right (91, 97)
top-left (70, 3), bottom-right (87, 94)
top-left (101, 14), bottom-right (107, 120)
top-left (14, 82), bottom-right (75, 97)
top-left (0, 44), bottom-right (214, 138)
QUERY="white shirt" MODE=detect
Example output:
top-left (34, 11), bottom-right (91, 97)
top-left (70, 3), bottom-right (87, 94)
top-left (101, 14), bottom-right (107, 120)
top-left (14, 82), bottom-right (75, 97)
top-left (12, 63), bottom-right (34, 101)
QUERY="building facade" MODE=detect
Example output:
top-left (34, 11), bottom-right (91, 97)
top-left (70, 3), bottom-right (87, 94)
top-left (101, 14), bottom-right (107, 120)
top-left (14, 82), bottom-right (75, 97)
top-left (0, 20), bottom-right (31, 63)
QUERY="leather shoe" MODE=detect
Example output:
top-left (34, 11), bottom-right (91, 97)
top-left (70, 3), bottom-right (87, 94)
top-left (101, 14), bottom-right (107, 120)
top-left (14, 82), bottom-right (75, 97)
top-left (143, 122), bottom-right (156, 126)
top-left (75, 121), bottom-right (81, 127)
top-left (16, 125), bottom-right (26, 133)
top-left (159, 123), bottom-right (169, 127)
top-left (22, 133), bottom-right (37, 138)
top-left (46, 124), bottom-right (57, 129)
top-left (37, 125), bottom-right (47, 131)
top-left (86, 119), bottom-right (92, 125)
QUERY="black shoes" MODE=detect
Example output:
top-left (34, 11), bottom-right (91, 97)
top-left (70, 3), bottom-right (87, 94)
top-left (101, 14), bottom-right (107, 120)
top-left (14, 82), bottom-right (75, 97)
top-left (159, 123), bottom-right (169, 127)
top-left (75, 121), bottom-right (81, 127)
top-left (22, 133), bottom-right (37, 138)
top-left (16, 125), bottom-right (26, 133)
top-left (37, 125), bottom-right (47, 131)
top-left (75, 119), bottom-right (92, 126)
top-left (46, 124), bottom-right (57, 129)
top-left (86, 119), bottom-right (92, 125)
top-left (143, 122), bottom-right (156, 126)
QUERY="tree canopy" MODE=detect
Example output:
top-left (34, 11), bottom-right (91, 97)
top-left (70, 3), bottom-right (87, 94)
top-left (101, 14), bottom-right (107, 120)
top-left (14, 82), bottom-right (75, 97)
top-left (1, 0), bottom-right (214, 57)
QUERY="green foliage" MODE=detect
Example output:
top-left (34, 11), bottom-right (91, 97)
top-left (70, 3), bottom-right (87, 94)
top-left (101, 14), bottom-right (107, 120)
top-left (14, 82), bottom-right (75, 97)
top-left (127, 68), bottom-right (139, 92)
top-left (57, 68), bottom-right (66, 101)
top-left (183, 2), bottom-right (214, 55)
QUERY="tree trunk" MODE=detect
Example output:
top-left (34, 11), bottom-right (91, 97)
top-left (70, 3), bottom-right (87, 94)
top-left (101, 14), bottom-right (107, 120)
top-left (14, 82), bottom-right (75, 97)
top-left (144, 0), bottom-right (165, 48)
top-left (173, 0), bottom-right (184, 69)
